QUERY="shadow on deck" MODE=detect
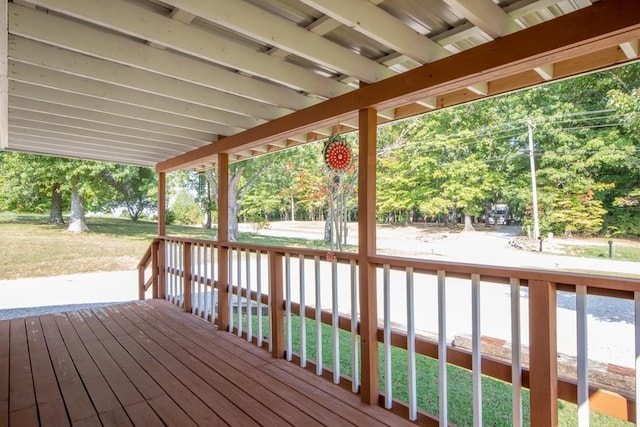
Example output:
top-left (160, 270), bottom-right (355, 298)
top-left (0, 299), bottom-right (412, 426)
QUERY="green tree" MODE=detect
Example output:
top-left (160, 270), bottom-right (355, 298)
top-left (205, 155), bottom-right (280, 241)
top-left (0, 152), bottom-right (69, 223)
top-left (101, 165), bottom-right (157, 221)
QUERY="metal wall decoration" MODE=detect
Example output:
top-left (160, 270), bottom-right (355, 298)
top-left (323, 139), bottom-right (353, 172)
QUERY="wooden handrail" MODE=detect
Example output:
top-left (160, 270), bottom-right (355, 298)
top-left (137, 239), bottom-right (155, 300)
top-left (160, 236), bottom-right (640, 295)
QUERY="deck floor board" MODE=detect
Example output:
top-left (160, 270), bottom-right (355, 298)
top-left (0, 299), bottom-right (413, 426)
top-left (0, 320), bottom-right (11, 427)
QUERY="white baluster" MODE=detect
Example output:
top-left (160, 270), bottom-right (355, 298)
top-left (438, 270), bottom-right (448, 426)
top-left (315, 256), bottom-right (322, 375)
top-left (383, 264), bottom-right (392, 408)
top-left (471, 273), bottom-right (482, 427)
top-left (577, 285), bottom-right (589, 427)
top-left (406, 267), bottom-right (417, 421)
top-left (285, 253), bottom-right (292, 361)
top-left (332, 258), bottom-right (340, 384)
top-left (257, 249), bottom-right (263, 346)
top-left (299, 253), bottom-right (306, 368)
top-left (510, 278), bottom-right (522, 427)
top-left (350, 259), bottom-right (359, 393)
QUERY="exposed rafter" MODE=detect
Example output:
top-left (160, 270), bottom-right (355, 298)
top-left (9, 37), bottom-right (293, 121)
top-left (298, 0), bottom-right (449, 64)
top-left (27, 0), bottom-right (351, 98)
top-left (443, 0), bottom-right (521, 38)
top-left (160, 0), bottom-right (395, 84)
top-left (8, 3), bottom-right (317, 111)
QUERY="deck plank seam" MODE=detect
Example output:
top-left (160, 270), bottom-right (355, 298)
top-left (114, 303), bottom-right (279, 426)
top-left (101, 306), bottom-right (228, 426)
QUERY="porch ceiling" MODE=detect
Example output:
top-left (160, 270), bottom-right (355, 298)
top-left (1, 0), bottom-right (639, 169)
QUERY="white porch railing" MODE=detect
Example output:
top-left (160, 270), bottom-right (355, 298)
top-left (140, 237), bottom-right (640, 426)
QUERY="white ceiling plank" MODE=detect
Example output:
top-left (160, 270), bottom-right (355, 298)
top-left (377, 109), bottom-right (396, 120)
top-left (9, 61), bottom-right (263, 130)
top-left (306, 14), bottom-right (341, 34)
top-left (9, 107), bottom-right (209, 147)
top-left (169, 8), bottom-right (195, 24)
top-left (416, 97), bottom-right (437, 109)
top-left (506, 0), bottom-right (566, 20)
top-left (25, 0), bottom-right (350, 98)
top-left (9, 95), bottom-right (215, 142)
top-left (467, 82), bottom-right (488, 96)
top-left (9, 120), bottom-right (187, 155)
top-left (298, 0), bottom-right (449, 64)
top-left (9, 81), bottom-right (240, 135)
top-left (267, 15), bottom-right (341, 59)
top-left (0, 0), bottom-right (7, 149)
top-left (431, 22), bottom-right (481, 47)
top-left (12, 0), bottom-right (36, 9)
top-left (9, 36), bottom-right (293, 121)
top-left (534, 64), bottom-right (554, 80)
top-left (620, 40), bottom-right (638, 59)
top-left (443, 0), bottom-right (521, 38)
top-left (162, 0), bottom-right (394, 83)
top-left (8, 127), bottom-right (181, 158)
top-left (8, 3), bottom-right (316, 111)
top-left (9, 138), bottom-right (158, 166)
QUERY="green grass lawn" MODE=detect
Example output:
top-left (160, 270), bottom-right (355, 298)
top-left (0, 212), bottom-right (336, 279)
top-left (246, 314), bottom-right (631, 427)
top-left (563, 243), bottom-right (640, 262)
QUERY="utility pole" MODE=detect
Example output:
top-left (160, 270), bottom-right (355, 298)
top-left (528, 118), bottom-right (540, 240)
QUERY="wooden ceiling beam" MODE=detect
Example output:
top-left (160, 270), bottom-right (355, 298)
top-left (157, 0), bottom-right (640, 172)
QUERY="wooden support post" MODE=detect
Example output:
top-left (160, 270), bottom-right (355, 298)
top-left (217, 153), bottom-right (230, 331)
top-left (158, 240), bottom-right (166, 299)
top-left (358, 107), bottom-right (379, 405)
top-left (528, 279), bottom-right (558, 427)
top-left (269, 250), bottom-right (285, 358)
top-left (151, 239), bottom-right (159, 299)
top-left (157, 172), bottom-right (167, 300)
top-left (138, 264), bottom-right (145, 300)
top-left (158, 172), bottom-right (166, 236)
top-left (183, 241), bottom-right (192, 313)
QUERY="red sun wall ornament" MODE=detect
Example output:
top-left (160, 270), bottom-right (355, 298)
top-left (324, 139), bottom-right (353, 172)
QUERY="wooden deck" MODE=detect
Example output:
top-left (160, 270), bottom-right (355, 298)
top-left (0, 299), bottom-right (413, 427)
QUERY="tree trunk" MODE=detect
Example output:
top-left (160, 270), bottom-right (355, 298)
top-left (484, 202), bottom-right (492, 228)
top-left (67, 183), bottom-right (89, 232)
top-left (324, 213), bottom-right (332, 243)
top-left (290, 196), bottom-right (295, 222)
top-left (203, 179), bottom-right (212, 229)
top-left (228, 184), bottom-right (239, 241)
top-left (48, 183), bottom-right (64, 224)
top-left (463, 213), bottom-right (475, 232)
